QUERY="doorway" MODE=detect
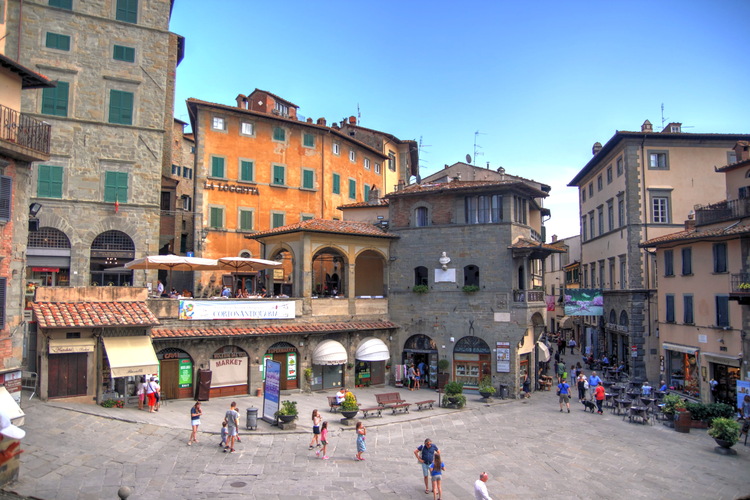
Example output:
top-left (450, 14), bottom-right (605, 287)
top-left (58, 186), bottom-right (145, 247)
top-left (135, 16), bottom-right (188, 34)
top-left (48, 352), bottom-right (87, 398)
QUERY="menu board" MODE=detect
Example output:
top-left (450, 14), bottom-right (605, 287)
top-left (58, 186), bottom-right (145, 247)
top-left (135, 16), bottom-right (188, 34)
top-left (178, 359), bottom-right (193, 388)
top-left (286, 352), bottom-right (297, 380)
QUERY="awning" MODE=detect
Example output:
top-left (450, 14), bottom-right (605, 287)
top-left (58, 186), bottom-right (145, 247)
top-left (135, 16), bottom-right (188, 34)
top-left (662, 342), bottom-right (698, 355)
top-left (536, 341), bottom-right (551, 362)
top-left (102, 336), bottom-right (159, 377)
top-left (701, 352), bottom-right (741, 367)
top-left (560, 316), bottom-right (573, 329)
top-left (312, 340), bottom-right (347, 365)
top-left (49, 338), bottom-right (96, 354)
top-left (355, 337), bottom-right (389, 362)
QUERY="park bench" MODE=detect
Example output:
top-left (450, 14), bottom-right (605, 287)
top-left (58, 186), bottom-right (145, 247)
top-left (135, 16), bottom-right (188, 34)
top-left (327, 396), bottom-right (340, 413)
top-left (414, 400), bottom-right (435, 411)
top-left (359, 406), bottom-right (383, 418)
top-left (375, 392), bottom-right (405, 406)
top-left (384, 402), bottom-right (410, 414)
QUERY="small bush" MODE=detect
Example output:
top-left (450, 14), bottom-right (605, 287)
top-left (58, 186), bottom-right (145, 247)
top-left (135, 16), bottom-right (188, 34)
top-left (412, 285), bottom-right (429, 294)
top-left (444, 381), bottom-right (464, 396)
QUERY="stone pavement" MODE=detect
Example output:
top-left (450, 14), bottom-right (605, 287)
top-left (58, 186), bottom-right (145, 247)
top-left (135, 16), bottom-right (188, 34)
top-left (3, 359), bottom-right (749, 499)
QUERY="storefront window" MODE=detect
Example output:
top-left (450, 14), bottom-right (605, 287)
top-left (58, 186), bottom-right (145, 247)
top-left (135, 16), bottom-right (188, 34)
top-left (667, 350), bottom-right (699, 398)
top-left (453, 336), bottom-right (491, 388)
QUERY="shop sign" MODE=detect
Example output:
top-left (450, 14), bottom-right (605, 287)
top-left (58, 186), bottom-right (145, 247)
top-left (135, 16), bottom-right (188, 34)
top-left (204, 180), bottom-right (259, 195)
top-left (287, 352), bottom-right (297, 380)
top-left (0, 371), bottom-right (22, 404)
top-left (32, 267), bottom-right (59, 272)
top-left (606, 323), bottom-right (628, 333)
top-left (496, 342), bottom-right (510, 373)
top-left (49, 343), bottom-right (95, 354)
top-left (178, 300), bottom-right (295, 320)
top-left (178, 359), bottom-right (193, 388)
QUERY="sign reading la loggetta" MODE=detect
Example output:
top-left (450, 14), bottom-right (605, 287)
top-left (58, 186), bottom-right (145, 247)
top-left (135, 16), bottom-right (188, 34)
top-left (204, 181), bottom-right (259, 195)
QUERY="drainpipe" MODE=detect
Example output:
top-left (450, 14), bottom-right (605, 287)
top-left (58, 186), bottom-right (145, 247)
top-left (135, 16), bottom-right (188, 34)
top-left (17, 0), bottom-right (23, 61)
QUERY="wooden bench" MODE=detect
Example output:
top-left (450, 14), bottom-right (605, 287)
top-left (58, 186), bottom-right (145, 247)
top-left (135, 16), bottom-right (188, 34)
top-left (384, 402), bottom-right (410, 414)
top-left (327, 396), bottom-right (340, 413)
top-left (414, 400), bottom-right (435, 411)
top-left (375, 392), bottom-right (406, 407)
top-left (359, 406), bottom-right (383, 418)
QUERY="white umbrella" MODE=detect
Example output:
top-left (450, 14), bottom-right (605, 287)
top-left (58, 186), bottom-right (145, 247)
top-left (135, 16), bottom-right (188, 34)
top-left (213, 257), bottom-right (282, 273)
top-left (123, 255), bottom-right (218, 292)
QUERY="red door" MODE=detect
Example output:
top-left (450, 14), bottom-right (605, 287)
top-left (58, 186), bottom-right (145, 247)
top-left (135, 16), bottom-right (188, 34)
top-left (48, 353), bottom-right (87, 398)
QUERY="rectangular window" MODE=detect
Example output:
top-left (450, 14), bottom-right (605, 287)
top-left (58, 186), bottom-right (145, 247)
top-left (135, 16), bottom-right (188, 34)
top-left (273, 127), bottom-right (285, 141)
top-left (115, 0), bottom-right (138, 23)
top-left (332, 143), bottom-right (340, 155)
top-left (716, 295), bottom-right (730, 327)
top-left (581, 188), bottom-right (586, 202)
top-left (348, 179), bottom-right (356, 199)
top-left (374, 163), bottom-right (381, 174)
top-left (606, 166), bottom-right (612, 184)
top-left (41, 81), bottom-right (69, 117)
top-left (681, 247), bottom-right (692, 275)
top-left (239, 209), bottom-right (253, 231)
top-left (272, 212), bottom-right (285, 229)
top-left (588, 183), bottom-right (593, 198)
top-left (581, 216), bottom-right (587, 241)
top-left (589, 212), bottom-right (595, 238)
top-left (652, 197), bottom-right (669, 223)
top-left (590, 263), bottom-right (596, 287)
top-left (616, 157), bottom-right (623, 176)
top-left (45, 32), bottom-right (71, 51)
top-left (240, 122), bottom-right (254, 136)
top-left (0, 177), bottom-right (11, 222)
top-left (301, 214), bottom-right (314, 221)
top-left (620, 257), bottom-right (627, 289)
top-left (181, 195), bottom-right (191, 211)
top-left (37, 165), bottom-right (64, 198)
top-left (618, 198), bottom-right (625, 227)
top-left (607, 200), bottom-right (614, 231)
top-left (649, 152), bottom-right (668, 169)
top-left (597, 175), bottom-right (603, 191)
top-left (713, 242), bottom-right (728, 273)
top-left (183, 167), bottom-right (192, 179)
top-left (349, 150), bottom-right (356, 162)
top-left (599, 261), bottom-right (605, 289)
top-left (609, 258), bottom-right (615, 290)
top-left (583, 265), bottom-right (588, 288)
top-left (665, 294), bottom-right (675, 323)
top-left (683, 295), bottom-right (694, 324)
top-left (332, 173), bottom-right (340, 194)
top-left (303, 133), bottom-right (315, 148)
top-left (209, 207), bottom-right (224, 229)
top-left (664, 250), bottom-right (674, 276)
top-left (113, 44), bottom-right (135, 62)
top-left (272, 165), bottom-right (286, 185)
top-left (364, 158), bottom-right (370, 170)
top-left (364, 184), bottom-right (371, 201)
top-left (302, 169), bottom-right (314, 189)
top-left (239, 160), bottom-right (254, 182)
top-left (171, 164), bottom-right (180, 175)
top-left (210, 156), bottom-right (225, 178)
top-left (49, 0), bottom-right (73, 9)
top-left (104, 171), bottom-right (128, 203)
top-left (108, 89), bottom-right (134, 125)
top-left (597, 206), bottom-right (604, 234)
top-left (211, 116), bottom-right (225, 131)
top-left (388, 152), bottom-right (396, 171)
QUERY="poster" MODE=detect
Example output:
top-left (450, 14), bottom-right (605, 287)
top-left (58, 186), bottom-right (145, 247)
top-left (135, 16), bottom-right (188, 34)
top-left (737, 380), bottom-right (750, 410)
top-left (496, 342), bottom-right (510, 373)
top-left (262, 359), bottom-right (281, 423)
top-left (178, 359), bottom-right (193, 388)
top-left (286, 352), bottom-right (297, 380)
top-left (564, 289), bottom-right (604, 316)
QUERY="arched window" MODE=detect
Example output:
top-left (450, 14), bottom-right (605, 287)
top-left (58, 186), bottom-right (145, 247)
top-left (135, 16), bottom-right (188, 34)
top-left (464, 265), bottom-right (479, 287)
top-left (619, 310), bottom-right (629, 326)
top-left (90, 230), bottom-right (134, 286)
top-left (414, 266), bottom-right (428, 286)
top-left (415, 206), bottom-right (428, 227)
top-left (609, 309), bottom-right (617, 324)
top-left (28, 227), bottom-right (71, 248)
top-left (312, 247), bottom-right (346, 296)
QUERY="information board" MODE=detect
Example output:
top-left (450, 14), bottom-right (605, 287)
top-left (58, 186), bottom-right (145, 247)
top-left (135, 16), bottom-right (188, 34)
top-left (262, 359), bottom-right (281, 424)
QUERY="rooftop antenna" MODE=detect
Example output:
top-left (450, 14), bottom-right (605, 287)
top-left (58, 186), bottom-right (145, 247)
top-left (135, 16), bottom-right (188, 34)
top-left (473, 131), bottom-right (485, 166)
top-left (357, 103), bottom-right (361, 125)
top-left (418, 136), bottom-right (431, 170)
top-left (661, 103), bottom-right (668, 130)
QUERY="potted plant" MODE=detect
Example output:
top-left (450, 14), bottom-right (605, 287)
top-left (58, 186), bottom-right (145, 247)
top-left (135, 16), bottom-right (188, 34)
top-left (444, 381), bottom-right (466, 408)
top-left (437, 359), bottom-right (450, 389)
top-left (708, 417), bottom-right (741, 449)
top-left (276, 400), bottom-right (298, 423)
top-left (412, 284), bottom-right (429, 294)
top-left (477, 376), bottom-right (496, 400)
top-left (340, 391), bottom-right (359, 419)
top-left (462, 285), bottom-right (480, 293)
top-left (663, 394), bottom-right (690, 432)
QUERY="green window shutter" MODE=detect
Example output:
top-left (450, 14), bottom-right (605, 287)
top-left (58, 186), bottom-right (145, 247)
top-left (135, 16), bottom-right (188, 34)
top-left (211, 157), bottom-right (225, 178)
top-left (109, 90), bottom-right (133, 125)
top-left (303, 133), bottom-right (315, 147)
top-left (272, 213), bottom-right (285, 228)
top-left (302, 170), bottom-right (314, 189)
top-left (210, 207), bottom-right (223, 228)
top-left (349, 179), bottom-right (356, 199)
top-left (0, 177), bottom-right (11, 221)
top-left (104, 172), bottom-right (128, 203)
top-left (240, 160), bottom-right (253, 181)
top-left (49, 0), bottom-right (73, 9)
top-left (332, 173), bottom-right (340, 194)
top-left (41, 81), bottom-right (69, 117)
top-left (116, 0), bottom-right (138, 23)
top-left (364, 184), bottom-right (371, 201)
top-left (45, 33), bottom-right (70, 51)
top-left (37, 165), bottom-right (63, 198)
top-left (113, 45), bottom-right (135, 62)
top-left (273, 127), bottom-right (285, 141)
top-left (273, 165), bottom-right (285, 185)
top-left (239, 210), bottom-right (253, 231)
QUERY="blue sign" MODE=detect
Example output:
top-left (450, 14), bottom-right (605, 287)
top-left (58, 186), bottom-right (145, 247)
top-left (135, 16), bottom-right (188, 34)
top-left (186, 251), bottom-right (194, 257)
top-left (262, 359), bottom-right (281, 423)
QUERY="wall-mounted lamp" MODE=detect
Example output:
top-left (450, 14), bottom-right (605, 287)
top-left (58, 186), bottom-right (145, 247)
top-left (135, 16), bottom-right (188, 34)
top-left (29, 202), bottom-right (42, 232)
top-left (449, 336), bottom-right (455, 343)
top-left (719, 338), bottom-right (725, 344)
top-left (29, 203), bottom-right (42, 217)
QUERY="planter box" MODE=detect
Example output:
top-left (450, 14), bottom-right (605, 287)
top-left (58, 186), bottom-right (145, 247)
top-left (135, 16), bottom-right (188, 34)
top-left (690, 420), bottom-right (709, 429)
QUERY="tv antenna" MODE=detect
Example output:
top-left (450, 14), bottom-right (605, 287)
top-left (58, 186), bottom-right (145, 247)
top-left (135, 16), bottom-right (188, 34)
top-left (418, 136), bottom-right (431, 171)
top-left (473, 131), bottom-right (486, 166)
top-left (661, 103), bottom-right (668, 130)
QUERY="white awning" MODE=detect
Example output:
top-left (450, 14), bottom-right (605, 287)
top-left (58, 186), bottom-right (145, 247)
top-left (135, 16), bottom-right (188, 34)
top-left (701, 352), bottom-right (741, 367)
top-left (102, 336), bottom-right (159, 378)
top-left (355, 337), bottom-right (389, 362)
top-left (536, 341), bottom-right (551, 362)
top-left (49, 338), bottom-right (96, 354)
top-left (560, 316), bottom-right (574, 329)
top-left (662, 342), bottom-right (698, 355)
top-left (312, 340), bottom-right (347, 365)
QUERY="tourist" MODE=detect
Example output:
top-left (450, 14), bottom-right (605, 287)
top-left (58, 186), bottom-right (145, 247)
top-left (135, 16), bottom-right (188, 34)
top-left (474, 472), bottom-right (492, 500)
top-left (641, 380), bottom-right (652, 396)
top-left (429, 451), bottom-right (445, 500)
top-left (355, 421), bottom-right (366, 461)
top-left (414, 438), bottom-right (439, 494)
top-left (589, 371), bottom-right (602, 390)
top-left (558, 377), bottom-right (571, 413)
top-left (335, 387), bottom-right (346, 406)
top-left (594, 381), bottom-right (606, 414)
top-left (145, 377), bottom-right (158, 413)
top-left (576, 372), bottom-right (588, 402)
top-left (224, 401), bottom-right (240, 453)
top-left (137, 376), bottom-right (146, 411)
top-left (188, 401), bottom-right (202, 445)
top-left (309, 409), bottom-right (322, 451)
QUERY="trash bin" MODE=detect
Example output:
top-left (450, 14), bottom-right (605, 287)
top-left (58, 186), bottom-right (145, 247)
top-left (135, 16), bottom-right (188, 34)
top-left (498, 384), bottom-right (509, 400)
top-left (246, 407), bottom-right (258, 430)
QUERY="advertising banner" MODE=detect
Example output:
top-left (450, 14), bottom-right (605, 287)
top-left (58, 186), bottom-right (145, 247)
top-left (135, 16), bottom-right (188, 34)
top-left (736, 379), bottom-right (750, 410)
top-left (178, 359), bottom-right (193, 388)
top-left (496, 342), bottom-right (510, 373)
top-left (262, 359), bottom-right (281, 423)
top-left (564, 289), bottom-right (604, 316)
top-left (209, 356), bottom-right (247, 388)
top-left (286, 352), bottom-right (297, 380)
top-left (178, 300), bottom-right (295, 320)
top-left (544, 295), bottom-right (556, 312)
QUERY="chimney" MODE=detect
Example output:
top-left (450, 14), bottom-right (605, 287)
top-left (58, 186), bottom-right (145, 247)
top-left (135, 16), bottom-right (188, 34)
top-left (685, 218), bottom-right (695, 232)
top-left (316, 117), bottom-right (326, 126)
top-left (641, 120), bottom-right (653, 133)
top-left (397, 179), bottom-right (405, 190)
top-left (368, 187), bottom-right (380, 205)
top-left (306, 118), bottom-right (313, 123)
top-left (735, 141), bottom-right (750, 162)
top-left (551, 234), bottom-right (558, 243)
top-left (592, 142), bottom-right (602, 156)
top-left (235, 94), bottom-right (248, 109)
top-left (349, 116), bottom-right (357, 125)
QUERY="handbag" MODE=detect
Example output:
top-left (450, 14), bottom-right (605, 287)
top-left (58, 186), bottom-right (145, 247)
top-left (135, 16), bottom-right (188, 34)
top-left (556, 389), bottom-right (561, 396)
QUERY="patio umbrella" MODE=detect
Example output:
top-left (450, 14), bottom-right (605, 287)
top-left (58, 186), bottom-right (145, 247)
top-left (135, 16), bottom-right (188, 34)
top-left (213, 257), bottom-right (282, 273)
top-left (124, 255), bottom-right (218, 292)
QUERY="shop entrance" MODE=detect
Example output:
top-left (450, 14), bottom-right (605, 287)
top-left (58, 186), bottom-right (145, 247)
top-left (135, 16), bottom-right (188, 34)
top-left (402, 334), bottom-right (438, 389)
top-left (157, 348), bottom-right (193, 400)
top-left (48, 352), bottom-right (87, 398)
top-left (265, 342), bottom-right (298, 390)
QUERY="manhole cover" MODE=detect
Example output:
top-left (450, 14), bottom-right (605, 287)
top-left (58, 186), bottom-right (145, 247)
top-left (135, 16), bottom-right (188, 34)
top-left (230, 482), bottom-right (247, 488)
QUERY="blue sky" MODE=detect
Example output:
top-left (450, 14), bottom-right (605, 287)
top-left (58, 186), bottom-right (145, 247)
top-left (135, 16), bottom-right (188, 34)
top-left (170, 0), bottom-right (750, 239)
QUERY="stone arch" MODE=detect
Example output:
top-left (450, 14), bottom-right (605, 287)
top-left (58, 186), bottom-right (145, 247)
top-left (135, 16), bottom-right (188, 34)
top-left (354, 249), bottom-right (385, 296)
top-left (619, 310), bottom-right (628, 326)
top-left (312, 246), bottom-right (347, 296)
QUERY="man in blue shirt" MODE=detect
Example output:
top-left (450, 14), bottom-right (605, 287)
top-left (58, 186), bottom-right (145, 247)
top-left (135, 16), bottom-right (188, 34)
top-left (558, 378), bottom-right (571, 413)
top-left (414, 438), bottom-right (439, 494)
top-left (589, 371), bottom-right (602, 390)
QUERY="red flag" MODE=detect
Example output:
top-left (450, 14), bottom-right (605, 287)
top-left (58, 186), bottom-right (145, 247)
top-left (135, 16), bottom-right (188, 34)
top-left (114, 194), bottom-right (119, 214)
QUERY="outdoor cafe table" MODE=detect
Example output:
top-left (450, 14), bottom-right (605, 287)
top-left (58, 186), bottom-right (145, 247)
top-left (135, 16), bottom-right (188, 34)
top-left (640, 397), bottom-right (655, 407)
top-left (627, 391), bottom-right (642, 400)
top-left (604, 393), bottom-right (615, 409)
top-left (614, 398), bottom-right (632, 415)
top-left (628, 405), bottom-right (649, 424)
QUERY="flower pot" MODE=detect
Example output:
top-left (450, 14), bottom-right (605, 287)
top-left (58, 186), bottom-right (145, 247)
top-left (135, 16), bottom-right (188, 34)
top-left (278, 414), bottom-right (296, 424)
top-left (341, 410), bottom-right (358, 419)
top-left (674, 410), bottom-right (691, 433)
top-left (479, 391), bottom-right (493, 400)
top-left (714, 438), bottom-right (735, 449)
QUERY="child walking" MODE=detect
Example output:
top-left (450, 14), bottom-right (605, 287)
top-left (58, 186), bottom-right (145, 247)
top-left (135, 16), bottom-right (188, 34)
top-left (309, 409), bottom-right (322, 451)
top-left (355, 421), bottom-right (366, 461)
top-left (320, 421), bottom-right (329, 459)
top-left (218, 420), bottom-right (228, 448)
top-left (429, 451), bottom-right (445, 500)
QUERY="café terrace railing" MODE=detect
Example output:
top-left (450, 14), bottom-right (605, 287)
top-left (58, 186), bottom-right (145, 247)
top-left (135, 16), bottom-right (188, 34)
top-left (0, 104), bottom-right (51, 156)
top-left (694, 198), bottom-right (750, 226)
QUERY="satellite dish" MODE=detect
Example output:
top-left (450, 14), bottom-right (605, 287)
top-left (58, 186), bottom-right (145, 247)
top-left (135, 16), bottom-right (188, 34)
top-left (465, 154), bottom-right (472, 164)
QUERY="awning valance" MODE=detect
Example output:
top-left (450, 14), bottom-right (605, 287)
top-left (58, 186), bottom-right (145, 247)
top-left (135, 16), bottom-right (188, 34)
top-left (355, 337), bottom-right (389, 362)
top-left (662, 342), bottom-right (698, 355)
top-left (312, 340), bottom-right (347, 365)
top-left (49, 338), bottom-right (96, 354)
top-left (102, 336), bottom-right (159, 377)
top-left (536, 342), bottom-right (550, 362)
top-left (701, 352), bottom-right (741, 367)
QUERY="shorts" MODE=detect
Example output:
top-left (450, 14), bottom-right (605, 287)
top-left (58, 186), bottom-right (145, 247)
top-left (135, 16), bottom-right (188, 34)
top-left (138, 393), bottom-right (145, 403)
top-left (192, 419), bottom-right (201, 426)
top-left (421, 463), bottom-right (430, 477)
top-left (321, 439), bottom-right (328, 445)
top-left (431, 474), bottom-right (442, 482)
top-left (313, 425), bottom-right (320, 435)
top-left (227, 427), bottom-right (238, 436)
top-left (559, 394), bottom-right (570, 403)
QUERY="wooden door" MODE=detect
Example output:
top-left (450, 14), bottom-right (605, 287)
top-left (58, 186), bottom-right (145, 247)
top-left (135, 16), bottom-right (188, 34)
top-left (48, 353), bottom-right (87, 398)
top-left (160, 359), bottom-right (180, 400)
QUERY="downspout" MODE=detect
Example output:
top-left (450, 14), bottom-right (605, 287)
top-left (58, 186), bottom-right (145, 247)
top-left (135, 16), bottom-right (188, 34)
top-left (17, 0), bottom-right (23, 61)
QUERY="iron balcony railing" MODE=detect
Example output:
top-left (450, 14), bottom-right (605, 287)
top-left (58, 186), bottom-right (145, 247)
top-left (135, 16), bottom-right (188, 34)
top-left (0, 104), bottom-right (51, 155)
top-left (694, 198), bottom-right (750, 226)
top-left (730, 273), bottom-right (750, 294)
top-left (513, 289), bottom-right (545, 303)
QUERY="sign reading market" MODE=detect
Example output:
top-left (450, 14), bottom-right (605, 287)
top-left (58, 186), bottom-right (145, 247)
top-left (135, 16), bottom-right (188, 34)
top-left (178, 300), bottom-right (295, 320)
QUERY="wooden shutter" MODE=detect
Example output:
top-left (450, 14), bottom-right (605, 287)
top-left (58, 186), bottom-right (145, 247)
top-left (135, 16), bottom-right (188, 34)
top-left (0, 176), bottom-right (11, 221)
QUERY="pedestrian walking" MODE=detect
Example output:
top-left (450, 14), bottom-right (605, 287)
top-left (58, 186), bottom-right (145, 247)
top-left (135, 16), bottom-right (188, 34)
top-left (558, 377), bottom-right (571, 413)
top-left (414, 438), bottom-right (439, 494)
top-left (429, 451), bottom-right (445, 500)
top-left (145, 377), bottom-right (158, 413)
top-left (415, 366), bottom-right (421, 390)
top-left (576, 373), bottom-right (587, 402)
top-left (418, 360), bottom-right (428, 387)
top-left (355, 421), bottom-right (366, 461)
top-left (474, 472), bottom-right (492, 500)
top-left (309, 409), bottom-right (322, 450)
top-left (188, 401), bottom-right (202, 445)
top-left (219, 420), bottom-right (228, 448)
top-left (319, 421), bottom-right (329, 459)
top-left (522, 373), bottom-right (531, 398)
top-left (137, 376), bottom-right (146, 411)
top-left (556, 361), bottom-right (565, 383)
top-left (224, 401), bottom-right (240, 453)
top-left (568, 337), bottom-right (576, 355)
top-left (153, 378), bottom-right (161, 411)
top-left (408, 364), bottom-right (417, 391)
top-left (594, 381), bottom-right (606, 414)
top-left (589, 371), bottom-right (602, 390)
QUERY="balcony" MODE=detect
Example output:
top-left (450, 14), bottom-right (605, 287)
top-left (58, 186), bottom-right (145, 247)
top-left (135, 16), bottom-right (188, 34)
top-left (513, 289), bottom-right (545, 303)
top-left (694, 198), bottom-right (750, 227)
top-left (0, 104), bottom-right (51, 161)
top-left (729, 272), bottom-right (750, 305)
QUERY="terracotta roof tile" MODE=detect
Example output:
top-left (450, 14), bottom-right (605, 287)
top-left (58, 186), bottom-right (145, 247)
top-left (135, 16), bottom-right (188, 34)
top-left (247, 218), bottom-right (398, 239)
top-left (509, 237), bottom-right (566, 252)
top-left (31, 302), bottom-right (159, 329)
top-left (386, 179), bottom-right (548, 198)
top-left (337, 199), bottom-right (389, 210)
top-left (640, 224), bottom-right (750, 247)
top-left (152, 321), bottom-right (398, 339)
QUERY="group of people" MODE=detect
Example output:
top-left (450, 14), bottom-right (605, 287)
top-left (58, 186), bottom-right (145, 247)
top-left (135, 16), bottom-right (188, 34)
top-left (407, 361), bottom-right (428, 390)
top-left (414, 438), bottom-right (492, 500)
top-left (186, 400), bottom-right (242, 452)
top-left (137, 376), bottom-right (161, 412)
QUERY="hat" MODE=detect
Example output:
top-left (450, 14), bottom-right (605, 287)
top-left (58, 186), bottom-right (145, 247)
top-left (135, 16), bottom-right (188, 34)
top-left (0, 411), bottom-right (25, 440)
